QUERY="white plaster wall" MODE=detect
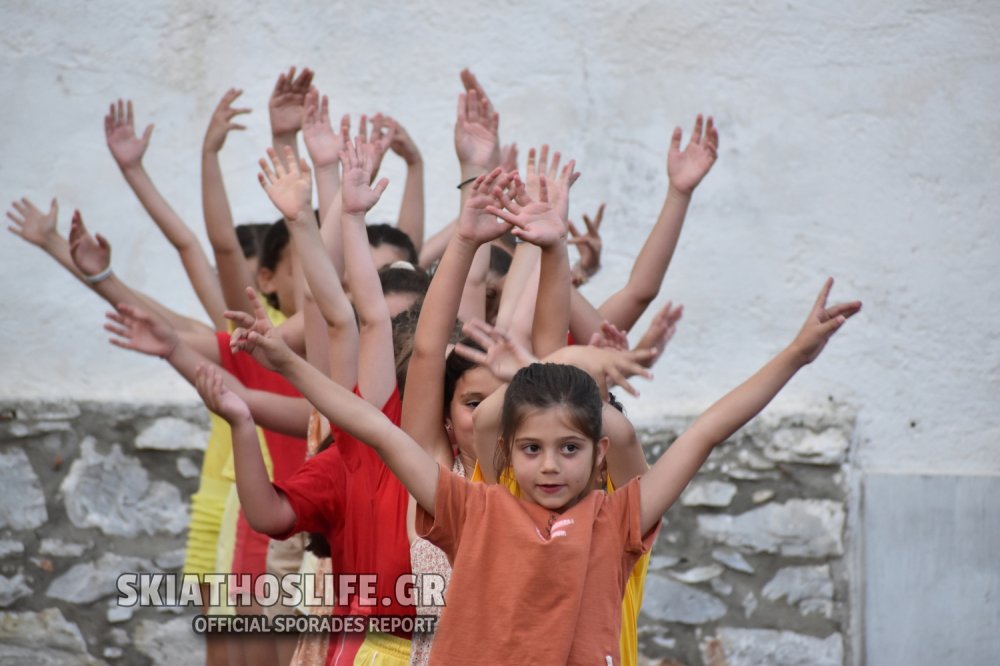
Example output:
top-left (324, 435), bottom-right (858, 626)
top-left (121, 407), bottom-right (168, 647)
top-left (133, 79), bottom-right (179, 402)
top-left (2, 1), bottom-right (998, 475)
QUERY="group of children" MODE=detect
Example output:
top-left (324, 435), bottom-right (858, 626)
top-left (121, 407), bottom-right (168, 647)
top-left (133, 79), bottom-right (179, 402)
top-left (7, 66), bottom-right (860, 666)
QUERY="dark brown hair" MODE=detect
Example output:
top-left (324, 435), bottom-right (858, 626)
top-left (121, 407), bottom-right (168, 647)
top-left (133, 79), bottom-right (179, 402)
top-left (494, 363), bottom-right (603, 478)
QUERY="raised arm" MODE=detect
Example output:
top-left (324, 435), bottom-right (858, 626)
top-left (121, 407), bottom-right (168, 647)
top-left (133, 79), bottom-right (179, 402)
top-left (8, 197), bottom-right (87, 282)
top-left (598, 115), bottom-right (719, 331)
top-left (201, 88), bottom-right (258, 315)
top-left (229, 289), bottom-right (440, 513)
top-left (258, 145), bottom-right (358, 390)
top-left (401, 169), bottom-right (513, 464)
top-left (387, 117), bottom-right (425, 252)
top-left (639, 279), bottom-right (861, 533)
top-left (194, 364), bottom-right (297, 535)
top-left (105, 302), bottom-right (309, 437)
top-left (67, 211), bottom-right (211, 335)
top-left (339, 128), bottom-right (395, 406)
top-left (105, 99), bottom-right (226, 329)
top-left (301, 87), bottom-right (349, 275)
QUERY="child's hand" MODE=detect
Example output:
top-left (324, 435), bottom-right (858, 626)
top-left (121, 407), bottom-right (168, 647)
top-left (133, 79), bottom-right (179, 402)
top-left (547, 345), bottom-right (655, 399)
top-left (302, 88), bottom-right (348, 170)
top-left (587, 320), bottom-right (630, 352)
top-left (388, 117), bottom-right (421, 166)
top-left (105, 99), bottom-right (154, 171)
top-left (367, 114), bottom-right (397, 178)
top-left (226, 287), bottom-right (295, 371)
top-left (633, 301), bottom-right (683, 368)
top-left (667, 114), bottom-right (719, 196)
top-left (6, 197), bottom-right (58, 247)
top-left (454, 89), bottom-right (500, 170)
top-left (454, 318), bottom-right (537, 383)
top-left (339, 124), bottom-right (390, 215)
top-left (456, 168), bottom-right (513, 244)
top-left (204, 88), bottom-right (251, 154)
top-left (68, 211), bottom-right (110, 276)
top-left (258, 146), bottom-right (313, 223)
top-left (195, 363), bottom-right (251, 424)
top-left (268, 66), bottom-right (314, 137)
top-left (105, 303), bottom-right (179, 359)
top-left (486, 173), bottom-right (569, 248)
top-left (569, 203), bottom-right (604, 286)
top-left (791, 278), bottom-right (861, 365)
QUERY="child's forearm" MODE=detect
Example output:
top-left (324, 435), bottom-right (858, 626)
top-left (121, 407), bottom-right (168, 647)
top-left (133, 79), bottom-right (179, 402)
top-left (531, 242), bottom-right (571, 358)
top-left (640, 344), bottom-right (804, 533)
top-left (457, 244), bottom-right (491, 324)
top-left (341, 210), bottom-right (394, 406)
top-left (230, 413), bottom-right (297, 535)
top-left (120, 165), bottom-right (227, 329)
top-left (167, 342), bottom-right (309, 437)
top-left (201, 152), bottom-right (256, 314)
top-left (495, 242), bottom-right (541, 348)
top-left (396, 160), bottom-right (425, 253)
top-left (418, 219), bottom-right (456, 269)
top-left (598, 188), bottom-right (691, 331)
top-left (568, 287), bottom-right (604, 347)
top-left (275, 346), bottom-right (439, 512)
top-left (318, 191), bottom-right (345, 279)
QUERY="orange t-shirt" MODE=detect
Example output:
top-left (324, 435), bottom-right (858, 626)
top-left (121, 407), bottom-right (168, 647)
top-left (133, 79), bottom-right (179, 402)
top-left (416, 465), bottom-right (658, 665)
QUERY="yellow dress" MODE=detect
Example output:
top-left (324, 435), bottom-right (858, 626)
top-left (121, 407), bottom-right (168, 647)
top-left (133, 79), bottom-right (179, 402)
top-left (471, 463), bottom-right (649, 666)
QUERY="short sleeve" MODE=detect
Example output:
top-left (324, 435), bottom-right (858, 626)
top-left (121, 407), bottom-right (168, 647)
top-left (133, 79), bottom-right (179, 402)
top-left (415, 463), bottom-right (476, 561)
top-left (613, 479), bottom-right (660, 555)
top-left (271, 446), bottom-right (346, 540)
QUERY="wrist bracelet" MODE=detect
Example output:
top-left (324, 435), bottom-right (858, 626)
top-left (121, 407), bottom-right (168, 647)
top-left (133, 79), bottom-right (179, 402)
top-left (83, 265), bottom-right (113, 284)
top-left (457, 176), bottom-right (479, 190)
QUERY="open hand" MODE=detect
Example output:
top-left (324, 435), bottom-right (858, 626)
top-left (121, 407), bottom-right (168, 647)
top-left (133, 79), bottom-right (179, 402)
top-left (388, 116), bottom-right (422, 166)
top-left (454, 89), bottom-right (500, 170)
top-left (195, 363), bottom-right (252, 424)
top-left (105, 99), bottom-right (153, 170)
top-left (226, 287), bottom-right (296, 371)
top-left (105, 302), bottom-right (178, 359)
top-left (546, 345), bottom-right (655, 399)
top-left (454, 318), bottom-right (536, 383)
top-left (791, 278), bottom-right (861, 364)
top-left (258, 146), bottom-right (313, 222)
top-left (7, 197), bottom-right (58, 247)
top-left (587, 320), bottom-right (629, 352)
top-left (569, 203), bottom-right (604, 285)
top-left (340, 120), bottom-right (390, 215)
top-left (633, 301), bottom-right (683, 368)
top-left (668, 114), bottom-right (719, 195)
top-left (68, 211), bottom-right (110, 276)
top-left (269, 66), bottom-right (314, 137)
top-left (486, 172), bottom-right (568, 248)
top-left (204, 88), bottom-right (251, 154)
top-left (456, 167), bottom-right (513, 244)
top-left (302, 88), bottom-right (348, 170)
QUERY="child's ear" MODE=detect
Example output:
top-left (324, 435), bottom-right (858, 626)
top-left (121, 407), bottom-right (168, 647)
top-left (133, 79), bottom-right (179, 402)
top-left (594, 435), bottom-right (610, 470)
top-left (257, 267), bottom-right (276, 295)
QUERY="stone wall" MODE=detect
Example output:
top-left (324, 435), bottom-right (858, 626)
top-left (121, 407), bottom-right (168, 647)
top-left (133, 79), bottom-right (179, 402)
top-left (0, 400), bottom-right (206, 665)
top-left (0, 399), bottom-right (854, 665)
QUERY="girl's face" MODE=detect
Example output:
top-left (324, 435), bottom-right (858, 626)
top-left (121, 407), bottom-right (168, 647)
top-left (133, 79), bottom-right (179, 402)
top-left (447, 366), bottom-right (502, 460)
top-left (509, 406), bottom-right (608, 512)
